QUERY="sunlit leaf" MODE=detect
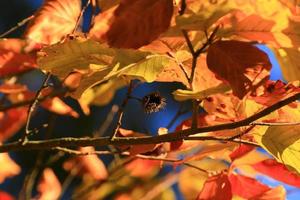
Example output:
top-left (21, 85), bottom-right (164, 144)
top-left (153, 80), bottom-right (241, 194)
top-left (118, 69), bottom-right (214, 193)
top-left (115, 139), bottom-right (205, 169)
top-left (197, 172), bottom-right (232, 200)
top-left (0, 84), bottom-right (27, 94)
top-left (24, 0), bottom-right (81, 44)
top-left (125, 159), bottom-right (161, 178)
top-left (254, 125), bottom-right (300, 174)
top-left (37, 168), bottom-right (61, 200)
top-left (0, 191), bottom-right (13, 200)
top-left (206, 40), bottom-right (272, 99)
top-left (63, 147), bottom-right (108, 180)
top-left (0, 39), bottom-right (37, 77)
top-left (0, 153), bottom-right (21, 184)
top-left (90, 0), bottom-right (173, 48)
top-left (273, 47), bottom-right (300, 81)
top-left (252, 159), bottom-right (300, 187)
top-left (173, 84), bottom-right (230, 101)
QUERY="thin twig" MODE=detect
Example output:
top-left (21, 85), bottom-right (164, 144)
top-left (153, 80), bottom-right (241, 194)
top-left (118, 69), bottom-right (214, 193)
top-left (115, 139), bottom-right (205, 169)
top-left (250, 121), bottom-right (300, 126)
top-left (94, 105), bottom-right (119, 137)
top-left (72, 0), bottom-right (91, 34)
top-left (111, 81), bottom-right (134, 139)
top-left (22, 73), bottom-right (51, 144)
top-left (0, 92), bottom-right (299, 152)
top-left (0, 15), bottom-right (34, 38)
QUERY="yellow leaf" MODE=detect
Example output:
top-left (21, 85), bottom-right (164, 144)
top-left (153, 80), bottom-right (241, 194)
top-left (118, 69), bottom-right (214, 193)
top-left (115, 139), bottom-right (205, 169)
top-left (173, 84), bottom-right (231, 101)
top-left (273, 47), bottom-right (300, 81)
top-left (254, 124), bottom-right (300, 174)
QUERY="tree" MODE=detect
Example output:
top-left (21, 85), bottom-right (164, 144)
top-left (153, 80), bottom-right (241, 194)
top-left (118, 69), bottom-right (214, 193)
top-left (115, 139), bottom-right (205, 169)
top-left (0, 0), bottom-right (300, 199)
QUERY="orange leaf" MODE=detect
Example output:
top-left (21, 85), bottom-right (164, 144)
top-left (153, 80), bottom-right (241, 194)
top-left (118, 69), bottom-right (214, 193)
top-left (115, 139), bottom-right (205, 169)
top-left (0, 107), bottom-right (27, 142)
top-left (0, 39), bottom-right (37, 77)
top-left (63, 147), bottom-right (108, 180)
top-left (125, 158), bottom-right (160, 178)
top-left (206, 40), bottom-right (271, 99)
top-left (0, 153), bottom-right (21, 184)
top-left (0, 84), bottom-right (27, 94)
top-left (252, 159), bottom-right (300, 188)
top-left (196, 172), bottom-right (232, 200)
top-left (229, 174), bottom-right (270, 199)
top-left (118, 128), bottom-right (159, 155)
top-left (24, 0), bottom-right (81, 44)
top-left (90, 0), bottom-right (173, 48)
top-left (37, 168), bottom-right (61, 200)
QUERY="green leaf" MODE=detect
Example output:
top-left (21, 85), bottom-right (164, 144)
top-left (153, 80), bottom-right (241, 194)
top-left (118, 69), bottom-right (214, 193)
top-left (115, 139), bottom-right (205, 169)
top-left (173, 84), bottom-right (231, 101)
top-left (254, 125), bottom-right (300, 174)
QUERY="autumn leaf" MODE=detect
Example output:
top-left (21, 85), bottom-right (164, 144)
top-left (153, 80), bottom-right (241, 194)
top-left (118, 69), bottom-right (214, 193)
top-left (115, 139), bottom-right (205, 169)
top-left (273, 47), bottom-right (300, 81)
top-left (252, 159), bottom-right (300, 187)
top-left (0, 153), bottom-right (21, 184)
top-left (97, 0), bottom-right (120, 11)
top-left (252, 80), bottom-right (300, 106)
top-left (0, 84), bottom-right (27, 94)
top-left (0, 191), bottom-right (13, 200)
top-left (229, 144), bottom-right (255, 161)
top-left (254, 125), bottom-right (300, 174)
top-left (125, 159), bottom-right (161, 178)
top-left (0, 107), bottom-right (28, 142)
top-left (196, 172), bottom-right (232, 200)
top-left (229, 173), bottom-right (271, 199)
top-left (118, 128), bottom-right (159, 155)
top-left (282, 17), bottom-right (300, 48)
top-left (90, 0), bottom-right (174, 48)
top-left (0, 39), bottom-right (37, 77)
top-left (206, 40), bottom-right (272, 99)
top-left (24, 0), bottom-right (81, 44)
top-left (37, 168), bottom-right (61, 200)
top-left (63, 147), bottom-right (108, 180)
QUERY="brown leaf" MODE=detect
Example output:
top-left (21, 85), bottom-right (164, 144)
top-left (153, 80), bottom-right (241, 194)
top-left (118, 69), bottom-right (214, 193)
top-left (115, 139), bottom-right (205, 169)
top-left (0, 107), bottom-right (28, 142)
top-left (206, 40), bottom-right (271, 99)
top-left (0, 153), bottom-right (21, 183)
top-left (24, 0), bottom-right (81, 44)
top-left (90, 0), bottom-right (174, 48)
top-left (197, 172), bottom-right (232, 200)
top-left (0, 39), bottom-right (37, 77)
top-left (37, 168), bottom-right (61, 200)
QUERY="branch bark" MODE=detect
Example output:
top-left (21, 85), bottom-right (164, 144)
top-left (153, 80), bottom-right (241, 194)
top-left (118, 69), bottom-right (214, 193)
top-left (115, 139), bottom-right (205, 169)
top-left (1, 92), bottom-right (299, 153)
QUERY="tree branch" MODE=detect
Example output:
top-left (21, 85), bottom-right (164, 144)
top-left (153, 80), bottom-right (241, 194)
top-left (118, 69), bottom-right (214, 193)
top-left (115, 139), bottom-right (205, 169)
top-left (0, 92), bottom-right (299, 153)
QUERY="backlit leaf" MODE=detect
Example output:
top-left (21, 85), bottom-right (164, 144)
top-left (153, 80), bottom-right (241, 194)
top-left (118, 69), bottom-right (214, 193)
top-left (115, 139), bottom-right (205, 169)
top-left (0, 153), bottom-right (21, 184)
top-left (273, 47), bottom-right (300, 81)
top-left (254, 125), bottom-right (300, 174)
top-left (37, 168), bottom-right (61, 200)
top-left (24, 0), bottom-right (81, 44)
top-left (90, 0), bottom-right (173, 48)
top-left (252, 159), bottom-right (300, 187)
top-left (196, 172), bottom-right (232, 200)
top-left (0, 39), bottom-right (37, 77)
top-left (206, 40), bottom-right (272, 99)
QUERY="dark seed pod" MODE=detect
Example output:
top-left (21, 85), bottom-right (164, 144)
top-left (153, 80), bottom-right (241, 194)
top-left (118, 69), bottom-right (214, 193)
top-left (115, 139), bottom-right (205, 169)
top-left (142, 92), bottom-right (166, 114)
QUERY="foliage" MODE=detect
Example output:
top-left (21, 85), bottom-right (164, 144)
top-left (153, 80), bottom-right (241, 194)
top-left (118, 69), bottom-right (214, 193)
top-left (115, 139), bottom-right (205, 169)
top-left (0, 0), bottom-right (300, 199)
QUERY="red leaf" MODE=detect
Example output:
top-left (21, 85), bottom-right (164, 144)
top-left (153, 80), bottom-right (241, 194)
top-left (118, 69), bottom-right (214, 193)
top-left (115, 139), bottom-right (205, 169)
top-left (0, 39), bottom-right (37, 77)
top-left (90, 0), bottom-right (173, 48)
top-left (24, 0), bottom-right (81, 44)
top-left (230, 144), bottom-right (255, 161)
top-left (0, 191), bottom-right (14, 200)
top-left (206, 40), bottom-right (271, 99)
top-left (229, 174), bottom-right (270, 199)
top-left (252, 159), bottom-right (300, 188)
top-left (0, 107), bottom-right (27, 142)
top-left (252, 80), bottom-right (300, 106)
top-left (197, 172), bottom-right (232, 200)
top-left (37, 168), bottom-right (61, 200)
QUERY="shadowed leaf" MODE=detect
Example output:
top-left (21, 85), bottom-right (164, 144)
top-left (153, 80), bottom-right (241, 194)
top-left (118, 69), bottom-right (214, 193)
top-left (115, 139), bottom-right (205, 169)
top-left (206, 40), bottom-right (272, 98)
